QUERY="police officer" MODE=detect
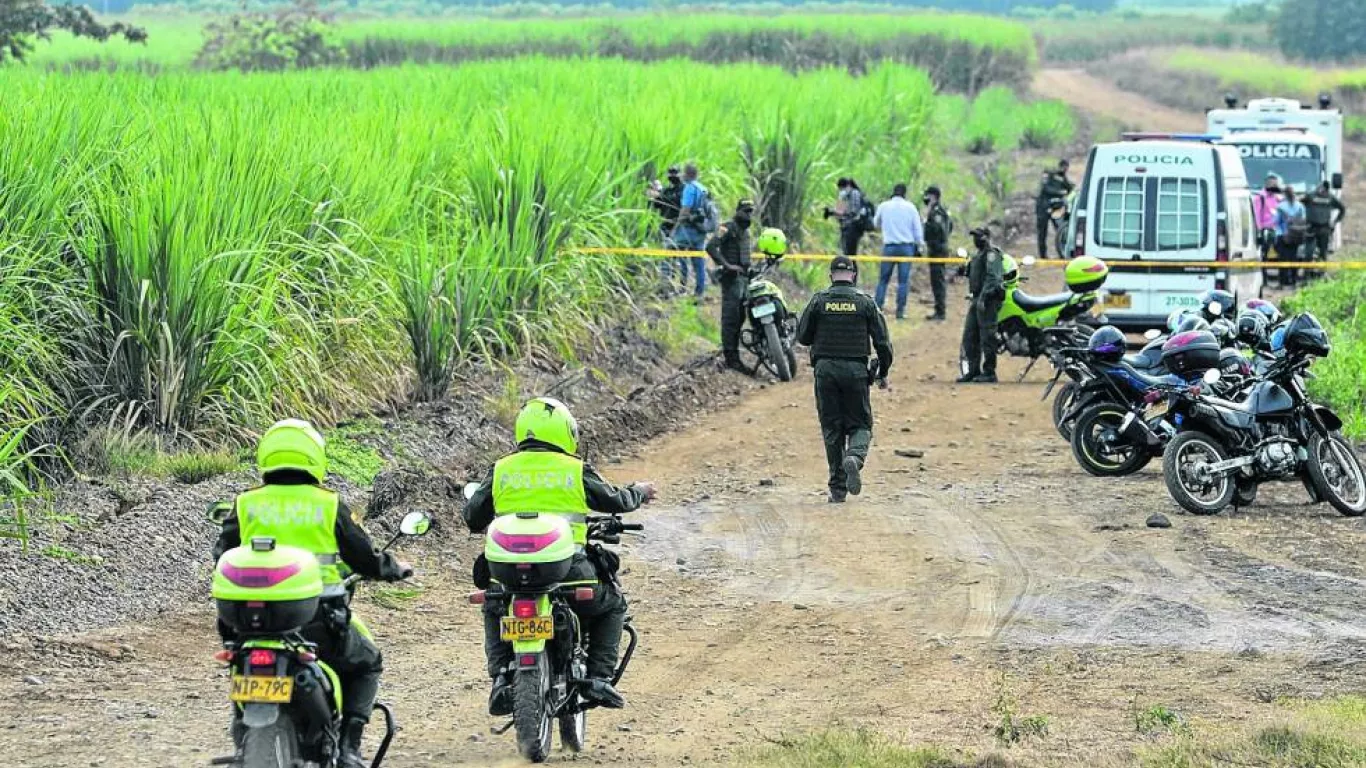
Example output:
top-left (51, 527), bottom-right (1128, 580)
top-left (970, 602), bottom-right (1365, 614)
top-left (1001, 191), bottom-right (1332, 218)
top-left (212, 419), bottom-right (413, 768)
top-left (1036, 159), bottom-right (1073, 259)
top-left (796, 256), bottom-right (893, 503)
top-left (959, 227), bottom-right (1005, 384)
top-left (1300, 180), bottom-right (1345, 271)
top-left (463, 397), bottom-right (656, 715)
top-left (707, 199), bottom-right (756, 373)
top-left (922, 185), bottom-right (954, 321)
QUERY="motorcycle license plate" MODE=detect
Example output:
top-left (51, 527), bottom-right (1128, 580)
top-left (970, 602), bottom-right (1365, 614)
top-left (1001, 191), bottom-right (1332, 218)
top-left (1103, 293), bottom-right (1132, 309)
top-left (501, 616), bottom-right (553, 642)
top-left (751, 302), bottom-right (777, 319)
top-left (229, 674), bottom-right (293, 704)
top-left (1146, 401), bottom-right (1169, 419)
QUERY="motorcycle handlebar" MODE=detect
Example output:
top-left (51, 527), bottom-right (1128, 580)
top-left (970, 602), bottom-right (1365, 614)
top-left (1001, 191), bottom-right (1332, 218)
top-left (621, 523), bottom-right (644, 531)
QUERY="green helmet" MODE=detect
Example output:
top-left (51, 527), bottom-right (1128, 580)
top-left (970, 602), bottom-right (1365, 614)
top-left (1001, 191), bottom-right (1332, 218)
top-left (756, 227), bottom-right (787, 257)
top-left (1001, 254), bottom-right (1019, 286)
top-left (514, 397), bottom-right (580, 455)
top-left (257, 419), bottom-right (327, 483)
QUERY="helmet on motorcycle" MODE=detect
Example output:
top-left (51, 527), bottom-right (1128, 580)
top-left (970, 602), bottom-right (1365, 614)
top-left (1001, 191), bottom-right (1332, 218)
top-left (257, 418), bottom-right (327, 483)
top-left (1174, 314), bottom-right (1211, 334)
top-left (1086, 325), bottom-right (1126, 362)
top-left (1197, 289), bottom-right (1236, 321)
top-left (1236, 310), bottom-right (1270, 347)
top-left (1209, 318), bottom-right (1237, 347)
top-left (1166, 309), bottom-right (1197, 334)
top-left (829, 254), bottom-right (858, 284)
top-left (514, 396), bottom-right (580, 455)
top-left (1217, 347), bottom-right (1252, 379)
top-left (1283, 312), bottom-right (1331, 357)
top-left (756, 227), bottom-right (787, 257)
top-left (1064, 256), bottom-right (1108, 292)
top-left (1270, 324), bottom-right (1288, 353)
top-left (1244, 298), bottom-right (1282, 325)
top-left (1000, 254), bottom-right (1019, 286)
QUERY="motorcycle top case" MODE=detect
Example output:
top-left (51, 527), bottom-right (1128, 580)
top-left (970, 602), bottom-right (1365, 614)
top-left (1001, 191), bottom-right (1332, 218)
top-left (213, 544), bottom-right (323, 634)
top-left (485, 513), bottom-right (576, 589)
top-left (1161, 330), bottom-right (1221, 376)
top-left (1064, 256), bottom-right (1109, 293)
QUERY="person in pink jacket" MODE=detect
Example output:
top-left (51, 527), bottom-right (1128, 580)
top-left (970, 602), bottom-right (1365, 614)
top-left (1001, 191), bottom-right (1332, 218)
top-left (1252, 174), bottom-right (1282, 259)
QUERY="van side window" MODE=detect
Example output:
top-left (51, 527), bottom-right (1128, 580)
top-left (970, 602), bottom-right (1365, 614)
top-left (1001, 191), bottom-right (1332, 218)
top-left (1155, 178), bottom-right (1207, 251)
top-left (1098, 177), bottom-right (1144, 249)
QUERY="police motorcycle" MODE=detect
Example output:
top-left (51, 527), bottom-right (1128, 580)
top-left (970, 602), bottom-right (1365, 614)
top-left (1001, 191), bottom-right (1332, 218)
top-left (1149, 313), bottom-right (1366, 516)
top-left (957, 248), bottom-right (1111, 382)
top-left (1046, 192), bottom-right (1073, 258)
top-left (463, 483), bottom-right (644, 763)
top-left (207, 508), bottom-right (432, 768)
top-left (738, 228), bottom-right (799, 381)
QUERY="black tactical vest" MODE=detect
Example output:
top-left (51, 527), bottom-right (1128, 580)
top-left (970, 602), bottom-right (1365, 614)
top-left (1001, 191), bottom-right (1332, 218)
top-left (1303, 193), bottom-right (1336, 226)
top-left (809, 285), bottom-right (873, 360)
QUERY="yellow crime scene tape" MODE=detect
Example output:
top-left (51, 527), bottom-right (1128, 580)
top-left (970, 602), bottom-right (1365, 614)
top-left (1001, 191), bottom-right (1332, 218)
top-left (576, 247), bottom-right (1366, 270)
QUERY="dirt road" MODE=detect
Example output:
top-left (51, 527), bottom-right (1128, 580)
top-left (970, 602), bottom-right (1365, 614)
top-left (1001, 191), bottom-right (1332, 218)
top-left (1032, 69), bottom-right (1206, 134)
top-left (3, 76), bottom-right (1366, 767)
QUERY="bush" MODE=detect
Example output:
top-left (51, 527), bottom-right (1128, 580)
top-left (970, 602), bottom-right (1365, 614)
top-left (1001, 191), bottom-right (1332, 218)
top-left (963, 86), bottom-right (1023, 154)
top-left (1020, 100), bottom-right (1075, 149)
top-left (195, 0), bottom-right (342, 71)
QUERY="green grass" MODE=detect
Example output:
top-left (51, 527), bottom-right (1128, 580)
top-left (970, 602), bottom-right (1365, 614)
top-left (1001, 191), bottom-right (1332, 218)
top-left (1284, 273), bottom-right (1366, 438)
top-left (1035, 16), bottom-right (1268, 63)
top-left (369, 583), bottom-right (424, 610)
top-left (161, 451), bottom-right (240, 484)
top-left (40, 544), bottom-right (102, 566)
top-left (744, 729), bottom-right (1004, 768)
top-left (1143, 695), bottom-right (1366, 768)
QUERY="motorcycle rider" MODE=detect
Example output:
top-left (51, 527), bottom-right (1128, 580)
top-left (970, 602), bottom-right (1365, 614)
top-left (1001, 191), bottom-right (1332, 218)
top-left (463, 397), bottom-right (657, 716)
top-left (922, 185), bottom-right (954, 322)
top-left (1035, 159), bottom-right (1073, 259)
top-left (796, 255), bottom-right (893, 503)
top-left (959, 227), bottom-right (1005, 384)
top-left (211, 419), bottom-right (412, 768)
top-left (706, 198), bottom-right (757, 374)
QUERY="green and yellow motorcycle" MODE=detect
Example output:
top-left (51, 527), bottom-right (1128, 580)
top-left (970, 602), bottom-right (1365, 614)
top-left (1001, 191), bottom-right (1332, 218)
top-left (466, 498), bottom-right (642, 763)
top-left (208, 509), bottom-right (430, 768)
top-left (740, 254), bottom-right (799, 381)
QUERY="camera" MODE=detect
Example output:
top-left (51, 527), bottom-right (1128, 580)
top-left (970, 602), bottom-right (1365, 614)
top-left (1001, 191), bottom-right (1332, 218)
top-left (821, 206), bottom-right (835, 220)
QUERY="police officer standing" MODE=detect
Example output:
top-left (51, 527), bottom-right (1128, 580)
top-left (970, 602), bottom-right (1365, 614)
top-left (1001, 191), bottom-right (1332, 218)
top-left (959, 227), bottom-right (1005, 384)
top-left (922, 185), bottom-right (954, 321)
top-left (707, 199), bottom-right (756, 373)
top-left (1036, 159), bottom-right (1073, 259)
top-left (796, 256), bottom-right (893, 503)
top-left (1300, 180), bottom-right (1345, 272)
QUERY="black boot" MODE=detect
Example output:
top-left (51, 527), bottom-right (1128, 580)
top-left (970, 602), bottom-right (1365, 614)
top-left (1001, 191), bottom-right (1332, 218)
top-left (489, 673), bottom-right (513, 716)
top-left (724, 354), bottom-right (753, 375)
top-left (581, 678), bottom-right (626, 709)
top-left (340, 718), bottom-right (367, 768)
top-left (841, 456), bottom-right (863, 496)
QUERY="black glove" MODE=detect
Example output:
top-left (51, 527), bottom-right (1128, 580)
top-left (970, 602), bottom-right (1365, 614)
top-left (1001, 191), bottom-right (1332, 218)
top-left (867, 358), bottom-right (879, 384)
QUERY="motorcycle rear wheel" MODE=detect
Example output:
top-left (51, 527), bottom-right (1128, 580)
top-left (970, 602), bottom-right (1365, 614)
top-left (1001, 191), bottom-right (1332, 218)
top-left (763, 322), bottom-right (792, 382)
top-left (514, 665), bottom-right (553, 763)
top-left (1052, 382), bottom-right (1078, 441)
top-left (240, 716), bottom-right (299, 768)
top-left (1306, 433), bottom-right (1366, 517)
top-left (1070, 404), bottom-right (1151, 477)
top-left (1163, 431), bottom-right (1234, 515)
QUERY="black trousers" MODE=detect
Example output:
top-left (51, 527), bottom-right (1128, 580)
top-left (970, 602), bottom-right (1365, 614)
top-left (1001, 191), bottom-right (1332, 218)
top-left (483, 555), bottom-right (627, 681)
top-left (813, 358), bottom-right (873, 495)
top-left (720, 274), bottom-right (746, 356)
top-left (840, 225), bottom-right (863, 256)
top-left (927, 244), bottom-right (948, 315)
top-left (1035, 210), bottom-right (1055, 259)
top-left (1275, 236), bottom-right (1304, 286)
top-left (960, 298), bottom-right (1001, 377)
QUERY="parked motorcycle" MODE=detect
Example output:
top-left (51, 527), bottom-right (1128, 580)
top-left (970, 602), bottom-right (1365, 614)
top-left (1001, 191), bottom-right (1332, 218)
top-left (1046, 325), bottom-right (1169, 441)
top-left (466, 483), bottom-right (644, 763)
top-left (739, 254), bottom-right (798, 381)
top-left (1155, 314), bottom-right (1365, 516)
top-left (208, 509), bottom-right (431, 768)
top-left (1047, 195), bottom-right (1071, 258)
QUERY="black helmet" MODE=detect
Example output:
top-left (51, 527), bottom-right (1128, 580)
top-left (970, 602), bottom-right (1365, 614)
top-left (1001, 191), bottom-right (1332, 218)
top-left (1236, 310), bottom-right (1270, 346)
top-left (1209, 318), bottom-right (1237, 347)
top-left (1218, 347), bottom-right (1252, 379)
top-left (1087, 325), bottom-right (1126, 362)
top-left (1175, 314), bottom-right (1211, 334)
top-left (1284, 312), bottom-right (1330, 357)
top-left (1198, 289), bottom-right (1237, 321)
top-left (830, 254), bottom-right (858, 283)
top-left (1244, 298), bottom-right (1282, 325)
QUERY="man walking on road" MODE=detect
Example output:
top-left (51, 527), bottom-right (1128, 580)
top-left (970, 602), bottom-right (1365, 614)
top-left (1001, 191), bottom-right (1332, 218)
top-left (872, 183), bottom-right (924, 321)
top-left (959, 227), bottom-right (1005, 384)
top-left (922, 185), bottom-right (954, 321)
top-left (796, 255), bottom-right (893, 504)
top-left (707, 199), bottom-right (756, 373)
top-left (1035, 159), bottom-right (1074, 259)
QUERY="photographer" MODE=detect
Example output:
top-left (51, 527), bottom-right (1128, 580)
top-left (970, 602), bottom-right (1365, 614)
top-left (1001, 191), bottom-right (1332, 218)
top-left (646, 166), bottom-right (686, 289)
top-left (825, 178), bottom-right (868, 256)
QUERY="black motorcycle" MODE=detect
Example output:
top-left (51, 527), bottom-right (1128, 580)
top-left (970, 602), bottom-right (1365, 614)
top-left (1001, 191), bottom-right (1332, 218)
top-left (738, 255), bottom-right (798, 381)
top-left (1046, 327), bottom-right (1166, 442)
top-left (1158, 314), bottom-right (1365, 516)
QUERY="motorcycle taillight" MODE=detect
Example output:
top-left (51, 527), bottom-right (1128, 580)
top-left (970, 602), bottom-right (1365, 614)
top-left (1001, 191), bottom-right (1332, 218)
top-left (248, 649), bottom-right (277, 667)
top-left (512, 599), bottom-right (538, 619)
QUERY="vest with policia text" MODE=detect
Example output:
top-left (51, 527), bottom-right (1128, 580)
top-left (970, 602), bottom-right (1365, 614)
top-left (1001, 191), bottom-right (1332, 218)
top-left (808, 285), bottom-right (874, 361)
top-left (236, 484), bottom-right (345, 593)
top-left (493, 450), bottom-right (590, 546)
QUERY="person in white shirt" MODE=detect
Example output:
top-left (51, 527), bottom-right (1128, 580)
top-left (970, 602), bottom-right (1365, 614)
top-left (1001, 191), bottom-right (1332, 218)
top-left (872, 184), bottom-right (925, 320)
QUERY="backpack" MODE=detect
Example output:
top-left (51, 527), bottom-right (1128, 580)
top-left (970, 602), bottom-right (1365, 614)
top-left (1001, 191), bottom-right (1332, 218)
top-left (857, 197), bottom-right (877, 233)
top-left (1284, 211), bottom-right (1310, 245)
top-left (688, 182), bottom-right (720, 234)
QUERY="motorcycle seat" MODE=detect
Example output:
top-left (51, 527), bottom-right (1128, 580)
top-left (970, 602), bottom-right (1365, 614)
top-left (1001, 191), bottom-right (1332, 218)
top-left (1011, 289), bottom-right (1074, 313)
top-left (1111, 362), bottom-right (1184, 390)
top-left (1122, 352), bottom-right (1164, 373)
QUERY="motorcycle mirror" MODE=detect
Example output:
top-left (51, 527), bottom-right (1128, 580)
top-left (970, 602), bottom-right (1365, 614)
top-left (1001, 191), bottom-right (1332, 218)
top-left (1208, 301), bottom-right (1223, 317)
top-left (956, 248), bottom-right (968, 258)
top-left (205, 501), bottom-right (232, 526)
top-left (462, 482), bottom-right (481, 500)
top-left (1021, 255), bottom-right (1036, 267)
top-left (1143, 328), bottom-right (1161, 340)
top-left (1203, 368), bottom-right (1222, 385)
top-left (399, 510), bottom-right (432, 537)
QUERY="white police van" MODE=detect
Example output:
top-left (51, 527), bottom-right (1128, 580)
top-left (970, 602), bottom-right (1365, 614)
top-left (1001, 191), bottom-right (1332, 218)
top-left (1068, 134), bottom-right (1262, 330)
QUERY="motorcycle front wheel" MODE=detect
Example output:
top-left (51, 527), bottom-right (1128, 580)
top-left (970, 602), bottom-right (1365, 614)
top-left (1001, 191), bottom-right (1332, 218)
top-left (1071, 404), bottom-right (1151, 477)
top-left (762, 322), bottom-right (792, 382)
top-left (1306, 433), bottom-right (1366, 517)
top-left (514, 664), bottom-right (553, 763)
top-left (1163, 431), bottom-right (1234, 515)
top-left (240, 716), bottom-right (299, 768)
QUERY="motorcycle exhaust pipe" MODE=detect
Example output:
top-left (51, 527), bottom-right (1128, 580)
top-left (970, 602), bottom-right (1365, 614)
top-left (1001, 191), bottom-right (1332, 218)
top-left (1119, 412), bottom-right (1162, 450)
top-left (292, 667), bottom-right (335, 741)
